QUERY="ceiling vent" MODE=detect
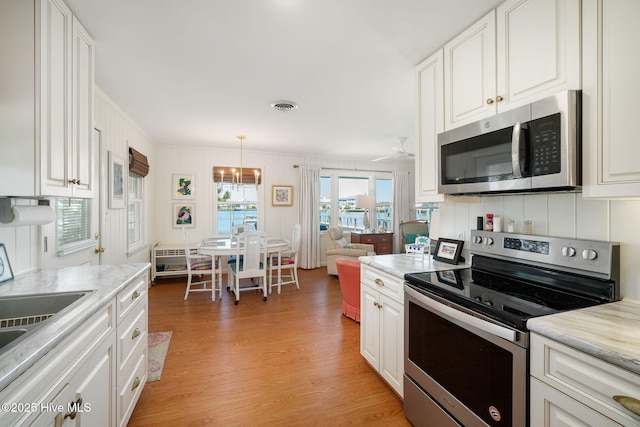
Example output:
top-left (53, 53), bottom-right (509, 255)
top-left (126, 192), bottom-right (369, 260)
top-left (271, 100), bottom-right (299, 112)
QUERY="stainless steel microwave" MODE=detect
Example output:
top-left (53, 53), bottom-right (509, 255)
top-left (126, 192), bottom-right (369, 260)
top-left (437, 90), bottom-right (581, 195)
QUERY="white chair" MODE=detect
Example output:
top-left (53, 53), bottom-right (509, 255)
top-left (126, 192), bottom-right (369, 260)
top-left (227, 223), bottom-right (256, 265)
top-left (227, 231), bottom-right (268, 305)
top-left (269, 224), bottom-right (301, 294)
top-left (183, 228), bottom-right (221, 301)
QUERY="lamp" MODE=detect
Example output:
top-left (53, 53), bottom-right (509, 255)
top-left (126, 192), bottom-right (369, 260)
top-left (356, 195), bottom-right (375, 231)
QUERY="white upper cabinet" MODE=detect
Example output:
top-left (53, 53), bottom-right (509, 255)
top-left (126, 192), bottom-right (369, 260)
top-left (0, 0), bottom-right (94, 198)
top-left (444, 11), bottom-right (497, 130)
top-left (415, 49), bottom-right (446, 203)
top-left (582, 0), bottom-right (640, 198)
top-left (496, 0), bottom-right (581, 110)
top-left (443, 0), bottom-right (581, 131)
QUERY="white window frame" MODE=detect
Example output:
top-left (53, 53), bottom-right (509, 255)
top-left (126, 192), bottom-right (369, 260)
top-left (56, 198), bottom-right (96, 256)
top-left (127, 171), bottom-right (145, 255)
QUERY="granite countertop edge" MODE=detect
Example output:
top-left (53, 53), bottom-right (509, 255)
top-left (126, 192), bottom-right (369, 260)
top-left (0, 262), bottom-right (151, 391)
top-left (527, 299), bottom-right (640, 376)
top-left (359, 254), bottom-right (470, 279)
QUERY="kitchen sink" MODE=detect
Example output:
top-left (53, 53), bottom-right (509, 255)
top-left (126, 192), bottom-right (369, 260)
top-left (0, 291), bottom-right (92, 353)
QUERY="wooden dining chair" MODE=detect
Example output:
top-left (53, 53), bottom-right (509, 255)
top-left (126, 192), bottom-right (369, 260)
top-left (269, 224), bottom-right (301, 294)
top-left (182, 227), bottom-right (221, 301)
top-left (227, 231), bottom-right (268, 305)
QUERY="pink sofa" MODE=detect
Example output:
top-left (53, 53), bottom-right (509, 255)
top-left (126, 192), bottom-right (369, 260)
top-left (335, 258), bottom-right (361, 322)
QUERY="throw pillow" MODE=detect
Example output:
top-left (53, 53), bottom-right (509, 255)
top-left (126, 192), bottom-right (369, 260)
top-left (405, 233), bottom-right (417, 244)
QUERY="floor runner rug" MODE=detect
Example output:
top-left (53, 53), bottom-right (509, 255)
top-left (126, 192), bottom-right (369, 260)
top-left (147, 331), bottom-right (172, 382)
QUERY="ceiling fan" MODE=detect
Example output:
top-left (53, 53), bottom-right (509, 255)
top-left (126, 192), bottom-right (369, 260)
top-left (372, 137), bottom-right (415, 161)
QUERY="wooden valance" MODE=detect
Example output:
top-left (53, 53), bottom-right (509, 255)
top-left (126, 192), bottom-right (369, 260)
top-left (213, 166), bottom-right (262, 185)
top-left (129, 147), bottom-right (149, 177)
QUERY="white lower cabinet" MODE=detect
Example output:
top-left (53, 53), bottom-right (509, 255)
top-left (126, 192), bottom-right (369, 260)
top-left (360, 264), bottom-right (404, 397)
top-left (0, 273), bottom-right (148, 427)
top-left (530, 333), bottom-right (640, 426)
top-left (0, 300), bottom-right (116, 426)
top-left (116, 276), bottom-right (148, 426)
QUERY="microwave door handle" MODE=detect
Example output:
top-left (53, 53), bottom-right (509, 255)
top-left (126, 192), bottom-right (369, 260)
top-left (512, 121), bottom-right (523, 178)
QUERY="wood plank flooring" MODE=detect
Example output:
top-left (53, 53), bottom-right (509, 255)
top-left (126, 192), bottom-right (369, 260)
top-left (128, 268), bottom-right (410, 426)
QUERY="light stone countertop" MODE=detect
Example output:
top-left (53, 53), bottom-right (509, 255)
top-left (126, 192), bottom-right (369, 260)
top-left (358, 253), bottom-right (470, 279)
top-left (0, 263), bottom-right (151, 391)
top-left (527, 298), bottom-right (640, 375)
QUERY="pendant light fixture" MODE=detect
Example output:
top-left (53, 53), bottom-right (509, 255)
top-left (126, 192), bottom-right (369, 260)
top-left (237, 135), bottom-right (245, 189)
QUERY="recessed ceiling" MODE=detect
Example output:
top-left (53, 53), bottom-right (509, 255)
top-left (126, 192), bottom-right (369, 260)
top-left (65, 0), bottom-right (503, 160)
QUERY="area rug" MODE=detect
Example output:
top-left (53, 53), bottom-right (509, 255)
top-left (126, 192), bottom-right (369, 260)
top-left (147, 331), bottom-right (172, 382)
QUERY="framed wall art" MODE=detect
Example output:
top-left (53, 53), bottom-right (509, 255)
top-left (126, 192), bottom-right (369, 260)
top-left (172, 174), bottom-right (195, 199)
top-left (173, 203), bottom-right (195, 228)
top-left (272, 185), bottom-right (293, 206)
top-left (0, 243), bottom-right (14, 283)
top-left (433, 238), bottom-right (465, 265)
top-left (108, 151), bottom-right (125, 209)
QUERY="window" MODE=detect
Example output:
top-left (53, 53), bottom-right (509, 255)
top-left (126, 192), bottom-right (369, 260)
top-left (57, 198), bottom-right (93, 255)
top-left (320, 171), bottom-right (393, 232)
top-left (128, 171), bottom-right (144, 249)
top-left (215, 183), bottom-right (259, 235)
top-left (375, 178), bottom-right (392, 231)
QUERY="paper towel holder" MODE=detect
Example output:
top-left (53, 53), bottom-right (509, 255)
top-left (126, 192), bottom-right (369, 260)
top-left (0, 198), bottom-right (53, 226)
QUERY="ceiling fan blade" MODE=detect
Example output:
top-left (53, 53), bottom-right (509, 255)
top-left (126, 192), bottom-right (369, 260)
top-left (372, 155), bottom-right (394, 162)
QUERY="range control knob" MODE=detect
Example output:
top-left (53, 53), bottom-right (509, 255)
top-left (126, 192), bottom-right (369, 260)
top-left (562, 246), bottom-right (577, 257)
top-left (473, 236), bottom-right (483, 244)
top-left (582, 249), bottom-right (598, 261)
top-left (483, 237), bottom-right (494, 245)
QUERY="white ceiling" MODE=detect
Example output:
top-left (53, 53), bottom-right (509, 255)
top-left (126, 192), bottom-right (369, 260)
top-left (65, 0), bottom-right (503, 161)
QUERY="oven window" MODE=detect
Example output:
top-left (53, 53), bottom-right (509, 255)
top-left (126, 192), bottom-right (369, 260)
top-left (408, 301), bottom-right (513, 426)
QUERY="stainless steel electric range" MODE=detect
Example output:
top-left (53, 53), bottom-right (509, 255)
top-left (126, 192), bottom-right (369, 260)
top-left (403, 230), bottom-right (620, 427)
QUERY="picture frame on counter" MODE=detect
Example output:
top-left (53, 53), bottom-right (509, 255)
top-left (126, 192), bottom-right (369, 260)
top-left (0, 243), bottom-right (14, 283)
top-left (433, 238), bottom-right (464, 265)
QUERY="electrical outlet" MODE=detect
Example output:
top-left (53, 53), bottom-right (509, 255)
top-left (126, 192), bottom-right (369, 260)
top-left (457, 230), bottom-right (465, 240)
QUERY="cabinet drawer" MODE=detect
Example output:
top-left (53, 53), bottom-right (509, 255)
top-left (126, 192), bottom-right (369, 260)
top-left (361, 265), bottom-right (404, 302)
top-left (377, 243), bottom-right (393, 254)
top-left (118, 348), bottom-right (147, 427)
top-left (118, 299), bottom-right (147, 371)
top-left (378, 234), bottom-right (392, 243)
top-left (531, 333), bottom-right (640, 424)
top-left (117, 276), bottom-right (147, 324)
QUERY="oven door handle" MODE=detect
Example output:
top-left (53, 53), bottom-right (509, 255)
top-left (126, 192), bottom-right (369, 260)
top-left (405, 285), bottom-right (517, 343)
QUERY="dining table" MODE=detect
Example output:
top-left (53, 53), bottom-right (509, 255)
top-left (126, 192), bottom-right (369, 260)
top-left (198, 236), bottom-right (290, 292)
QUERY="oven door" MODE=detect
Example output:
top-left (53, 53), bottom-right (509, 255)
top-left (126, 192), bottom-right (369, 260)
top-left (404, 284), bottom-right (527, 427)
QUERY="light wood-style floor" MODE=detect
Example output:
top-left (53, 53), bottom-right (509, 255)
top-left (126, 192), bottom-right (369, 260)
top-left (128, 268), bottom-right (411, 426)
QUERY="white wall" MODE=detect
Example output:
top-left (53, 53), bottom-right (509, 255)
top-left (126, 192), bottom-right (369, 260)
top-left (437, 194), bottom-right (640, 300)
top-left (153, 144), bottom-right (413, 247)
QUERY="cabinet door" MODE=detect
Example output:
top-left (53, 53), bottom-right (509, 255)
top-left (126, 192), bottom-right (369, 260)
top-left (379, 294), bottom-right (404, 397)
top-left (583, 0), bottom-right (640, 198)
top-left (70, 16), bottom-right (95, 198)
top-left (530, 377), bottom-right (622, 427)
top-left (51, 334), bottom-right (116, 426)
top-left (39, 0), bottom-right (73, 197)
top-left (416, 49), bottom-right (446, 203)
top-left (444, 10), bottom-right (496, 130)
top-left (496, 0), bottom-right (581, 112)
top-left (360, 285), bottom-right (381, 369)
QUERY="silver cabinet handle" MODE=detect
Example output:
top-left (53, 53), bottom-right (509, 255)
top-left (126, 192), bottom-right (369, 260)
top-left (613, 395), bottom-right (640, 416)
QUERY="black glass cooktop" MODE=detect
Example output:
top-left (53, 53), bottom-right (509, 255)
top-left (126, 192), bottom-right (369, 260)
top-left (405, 255), bottom-right (617, 331)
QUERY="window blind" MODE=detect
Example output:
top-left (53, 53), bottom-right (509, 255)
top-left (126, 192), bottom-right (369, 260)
top-left (129, 147), bottom-right (149, 177)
